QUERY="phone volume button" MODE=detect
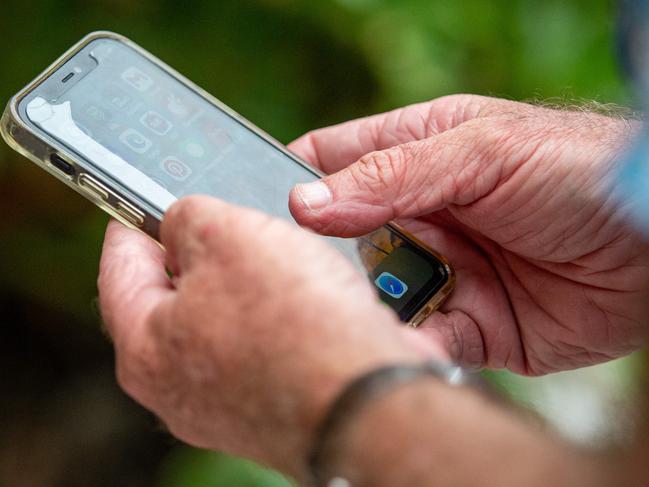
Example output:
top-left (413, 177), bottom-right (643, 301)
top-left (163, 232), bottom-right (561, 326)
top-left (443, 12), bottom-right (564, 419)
top-left (116, 200), bottom-right (145, 228)
top-left (78, 174), bottom-right (109, 201)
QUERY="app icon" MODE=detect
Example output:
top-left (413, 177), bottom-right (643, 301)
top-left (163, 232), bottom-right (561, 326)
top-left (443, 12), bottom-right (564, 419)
top-left (140, 110), bottom-right (172, 136)
top-left (103, 85), bottom-right (131, 110)
top-left (119, 129), bottom-right (152, 154)
top-left (183, 140), bottom-right (205, 158)
top-left (84, 104), bottom-right (110, 122)
top-left (201, 120), bottom-right (233, 147)
top-left (374, 272), bottom-right (409, 299)
top-left (104, 85), bottom-right (131, 110)
top-left (160, 157), bottom-right (192, 181)
top-left (165, 93), bottom-right (194, 118)
top-left (121, 67), bottom-right (154, 92)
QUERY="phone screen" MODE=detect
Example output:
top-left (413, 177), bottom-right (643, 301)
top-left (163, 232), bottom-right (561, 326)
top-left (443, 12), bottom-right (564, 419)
top-left (19, 37), bottom-right (450, 321)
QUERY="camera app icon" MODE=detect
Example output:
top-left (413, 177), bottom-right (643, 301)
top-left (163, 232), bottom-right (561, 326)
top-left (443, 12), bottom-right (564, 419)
top-left (140, 110), bottom-right (172, 136)
top-left (374, 272), bottom-right (409, 299)
top-left (121, 67), bottom-right (154, 92)
top-left (160, 157), bottom-right (192, 181)
top-left (119, 129), bottom-right (152, 154)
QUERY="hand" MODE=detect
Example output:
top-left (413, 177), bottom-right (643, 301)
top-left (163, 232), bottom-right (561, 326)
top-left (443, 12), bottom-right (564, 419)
top-left (288, 95), bottom-right (649, 375)
top-left (98, 197), bottom-right (443, 480)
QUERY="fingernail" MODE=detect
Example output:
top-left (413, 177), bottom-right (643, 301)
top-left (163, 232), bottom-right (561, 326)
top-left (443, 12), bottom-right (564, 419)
top-left (295, 181), bottom-right (332, 211)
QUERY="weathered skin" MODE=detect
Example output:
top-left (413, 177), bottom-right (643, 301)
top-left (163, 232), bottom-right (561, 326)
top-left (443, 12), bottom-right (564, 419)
top-left (98, 95), bottom-right (649, 484)
top-left (289, 95), bottom-right (649, 374)
top-left (98, 199), bottom-right (430, 480)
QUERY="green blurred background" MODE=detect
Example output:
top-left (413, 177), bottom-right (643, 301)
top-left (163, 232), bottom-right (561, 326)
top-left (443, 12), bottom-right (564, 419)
top-left (0, 1), bottom-right (642, 486)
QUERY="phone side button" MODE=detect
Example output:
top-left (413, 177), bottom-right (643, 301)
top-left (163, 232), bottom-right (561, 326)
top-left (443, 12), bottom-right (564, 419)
top-left (408, 304), bottom-right (434, 328)
top-left (116, 200), bottom-right (145, 227)
top-left (78, 174), bottom-right (109, 201)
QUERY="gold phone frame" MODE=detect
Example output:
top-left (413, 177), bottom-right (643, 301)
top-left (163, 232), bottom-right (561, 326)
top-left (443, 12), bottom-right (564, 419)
top-left (0, 31), bottom-right (455, 326)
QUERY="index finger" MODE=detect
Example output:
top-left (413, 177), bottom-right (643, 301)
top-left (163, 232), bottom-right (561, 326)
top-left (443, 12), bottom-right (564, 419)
top-left (287, 95), bottom-right (515, 174)
top-left (98, 220), bottom-right (175, 345)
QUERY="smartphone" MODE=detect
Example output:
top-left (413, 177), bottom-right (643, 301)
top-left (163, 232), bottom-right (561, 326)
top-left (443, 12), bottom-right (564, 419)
top-left (1, 31), bottom-right (454, 325)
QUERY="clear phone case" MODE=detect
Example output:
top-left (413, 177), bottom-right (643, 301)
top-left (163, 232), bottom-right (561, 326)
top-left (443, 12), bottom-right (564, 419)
top-left (1, 31), bottom-right (455, 325)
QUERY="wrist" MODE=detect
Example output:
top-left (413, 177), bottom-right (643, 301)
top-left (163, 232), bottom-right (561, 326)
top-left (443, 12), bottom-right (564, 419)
top-left (309, 360), bottom-right (470, 486)
top-left (247, 303), bottom-right (447, 481)
top-left (273, 334), bottom-right (424, 481)
top-left (317, 378), bottom-right (606, 487)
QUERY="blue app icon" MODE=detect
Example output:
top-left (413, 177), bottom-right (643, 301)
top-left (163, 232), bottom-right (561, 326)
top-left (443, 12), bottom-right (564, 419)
top-left (375, 272), bottom-right (409, 299)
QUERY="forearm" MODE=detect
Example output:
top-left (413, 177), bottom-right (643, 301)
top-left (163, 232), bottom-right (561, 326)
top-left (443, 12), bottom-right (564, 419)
top-left (317, 379), bottom-right (610, 487)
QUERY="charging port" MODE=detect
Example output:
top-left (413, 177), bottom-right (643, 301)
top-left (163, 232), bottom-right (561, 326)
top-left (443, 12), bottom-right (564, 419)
top-left (50, 154), bottom-right (75, 177)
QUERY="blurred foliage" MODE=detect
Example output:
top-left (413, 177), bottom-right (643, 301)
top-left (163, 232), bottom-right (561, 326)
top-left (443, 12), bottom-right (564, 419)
top-left (158, 448), bottom-right (293, 487)
top-left (0, 0), bottom-right (630, 322)
top-left (0, 0), bottom-right (637, 486)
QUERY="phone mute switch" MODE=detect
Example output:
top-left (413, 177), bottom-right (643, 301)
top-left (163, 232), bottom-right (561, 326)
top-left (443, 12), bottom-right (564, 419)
top-left (116, 200), bottom-right (145, 228)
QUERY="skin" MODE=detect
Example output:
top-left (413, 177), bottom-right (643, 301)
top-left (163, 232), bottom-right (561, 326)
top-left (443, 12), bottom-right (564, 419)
top-left (99, 200), bottom-right (434, 481)
top-left (288, 95), bottom-right (649, 374)
top-left (98, 95), bottom-right (649, 484)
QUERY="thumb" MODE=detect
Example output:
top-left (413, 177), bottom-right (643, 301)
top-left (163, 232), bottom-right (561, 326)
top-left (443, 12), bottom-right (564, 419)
top-left (289, 123), bottom-right (506, 237)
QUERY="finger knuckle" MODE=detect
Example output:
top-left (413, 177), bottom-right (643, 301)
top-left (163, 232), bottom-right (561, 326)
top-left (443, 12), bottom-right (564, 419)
top-left (212, 208), bottom-right (274, 250)
top-left (426, 94), bottom-right (477, 129)
top-left (442, 310), bottom-right (486, 370)
top-left (353, 146), bottom-right (408, 197)
top-left (442, 117), bottom-right (527, 205)
top-left (165, 195), bottom-right (210, 229)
